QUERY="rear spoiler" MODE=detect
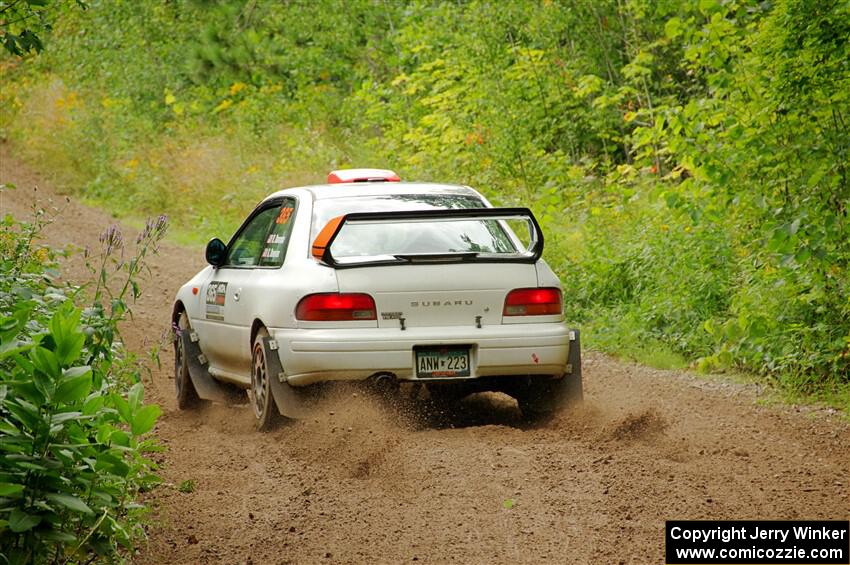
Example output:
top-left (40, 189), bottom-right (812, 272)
top-left (311, 207), bottom-right (544, 268)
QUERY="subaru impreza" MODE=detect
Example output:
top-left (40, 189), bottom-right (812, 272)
top-left (172, 169), bottom-right (581, 429)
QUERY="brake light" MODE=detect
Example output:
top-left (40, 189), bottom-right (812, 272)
top-left (327, 168), bottom-right (400, 184)
top-left (296, 293), bottom-right (377, 321)
top-left (503, 288), bottom-right (562, 316)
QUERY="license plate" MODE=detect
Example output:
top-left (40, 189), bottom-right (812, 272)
top-left (415, 346), bottom-right (471, 378)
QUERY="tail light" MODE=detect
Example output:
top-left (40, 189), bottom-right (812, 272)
top-left (503, 288), bottom-right (562, 316)
top-left (296, 293), bottom-right (377, 321)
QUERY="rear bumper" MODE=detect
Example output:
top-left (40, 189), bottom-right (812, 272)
top-left (270, 323), bottom-right (573, 386)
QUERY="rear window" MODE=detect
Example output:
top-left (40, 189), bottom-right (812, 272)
top-left (311, 194), bottom-right (519, 257)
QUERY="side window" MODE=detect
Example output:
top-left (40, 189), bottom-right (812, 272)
top-left (226, 205), bottom-right (280, 267)
top-left (258, 198), bottom-right (297, 267)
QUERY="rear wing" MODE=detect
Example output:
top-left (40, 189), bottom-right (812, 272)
top-left (311, 207), bottom-right (544, 268)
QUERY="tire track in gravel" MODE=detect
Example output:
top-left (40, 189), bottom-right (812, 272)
top-left (2, 144), bottom-right (848, 565)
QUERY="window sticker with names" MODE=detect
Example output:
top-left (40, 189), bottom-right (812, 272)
top-left (260, 205), bottom-right (295, 266)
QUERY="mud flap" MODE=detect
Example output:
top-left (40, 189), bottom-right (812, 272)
top-left (261, 337), bottom-right (315, 419)
top-left (519, 328), bottom-right (583, 414)
top-left (564, 328), bottom-right (584, 404)
top-left (180, 331), bottom-right (233, 402)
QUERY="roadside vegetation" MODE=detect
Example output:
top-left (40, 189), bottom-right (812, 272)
top-left (0, 191), bottom-right (166, 563)
top-left (1, 0), bottom-right (848, 407)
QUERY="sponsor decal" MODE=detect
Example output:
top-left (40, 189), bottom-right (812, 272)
top-left (261, 247), bottom-right (281, 259)
top-left (266, 233), bottom-right (287, 244)
top-left (205, 281), bottom-right (227, 321)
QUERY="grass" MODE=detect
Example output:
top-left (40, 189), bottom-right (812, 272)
top-left (584, 318), bottom-right (850, 418)
top-left (177, 480), bottom-right (196, 494)
top-left (608, 342), bottom-right (689, 371)
top-left (778, 383), bottom-right (850, 420)
top-left (581, 315), bottom-right (690, 371)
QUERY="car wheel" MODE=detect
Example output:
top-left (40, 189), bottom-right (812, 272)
top-left (517, 373), bottom-right (583, 422)
top-left (517, 392), bottom-right (552, 422)
top-left (250, 328), bottom-right (280, 431)
top-left (426, 384), bottom-right (467, 407)
top-left (424, 384), bottom-right (467, 420)
top-left (175, 312), bottom-right (203, 409)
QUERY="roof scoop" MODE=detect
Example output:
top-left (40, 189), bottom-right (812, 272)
top-left (327, 168), bottom-right (400, 184)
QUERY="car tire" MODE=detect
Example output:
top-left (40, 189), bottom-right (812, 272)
top-left (175, 312), bottom-right (204, 410)
top-left (426, 383), bottom-right (467, 404)
top-left (250, 327), bottom-right (280, 431)
top-left (517, 373), bottom-right (583, 422)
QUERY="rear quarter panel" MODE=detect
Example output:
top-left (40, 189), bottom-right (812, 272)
top-left (535, 260), bottom-right (561, 288)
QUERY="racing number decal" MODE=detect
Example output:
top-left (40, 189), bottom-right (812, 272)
top-left (205, 281), bottom-right (227, 321)
top-left (276, 207), bottom-right (294, 224)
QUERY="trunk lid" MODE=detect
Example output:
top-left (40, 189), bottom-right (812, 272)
top-left (335, 263), bottom-right (538, 328)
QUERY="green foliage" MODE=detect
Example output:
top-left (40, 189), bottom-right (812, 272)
top-left (0, 204), bottom-right (166, 562)
top-left (177, 479), bottom-right (195, 494)
top-left (0, 0), bottom-right (85, 56)
top-left (1, 0), bottom-right (849, 404)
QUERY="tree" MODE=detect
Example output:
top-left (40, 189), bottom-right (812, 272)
top-left (0, 0), bottom-right (85, 56)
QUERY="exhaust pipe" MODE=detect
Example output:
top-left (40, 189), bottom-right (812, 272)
top-left (368, 372), bottom-right (399, 395)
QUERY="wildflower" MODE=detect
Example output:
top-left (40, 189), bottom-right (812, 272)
top-left (137, 215), bottom-right (169, 244)
top-left (34, 248), bottom-right (49, 263)
top-left (213, 99), bottom-right (233, 113)
top-left (99, 224), bottom-right (124, 255)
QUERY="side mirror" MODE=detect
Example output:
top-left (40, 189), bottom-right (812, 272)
top-left (205, 238), bottom-right (227, 267)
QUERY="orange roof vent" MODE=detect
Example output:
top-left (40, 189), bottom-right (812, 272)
top-left (327, 168), bottom-right (400, 184)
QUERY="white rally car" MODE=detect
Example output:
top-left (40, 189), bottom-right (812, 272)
top-left (172, 169), bottom-right (581, 429)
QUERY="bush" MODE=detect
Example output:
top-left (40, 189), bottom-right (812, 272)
top-left (0, 194), bottom-right (166, 563)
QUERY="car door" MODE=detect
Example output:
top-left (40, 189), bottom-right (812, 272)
top-left (195, 201), bottom-right (283, 382)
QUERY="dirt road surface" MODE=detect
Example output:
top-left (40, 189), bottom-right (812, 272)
top-left (2, 146), bottom-right (848, 565)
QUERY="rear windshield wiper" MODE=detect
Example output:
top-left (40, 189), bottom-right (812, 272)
top-left (393, 252), bottom-right (480, 264)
